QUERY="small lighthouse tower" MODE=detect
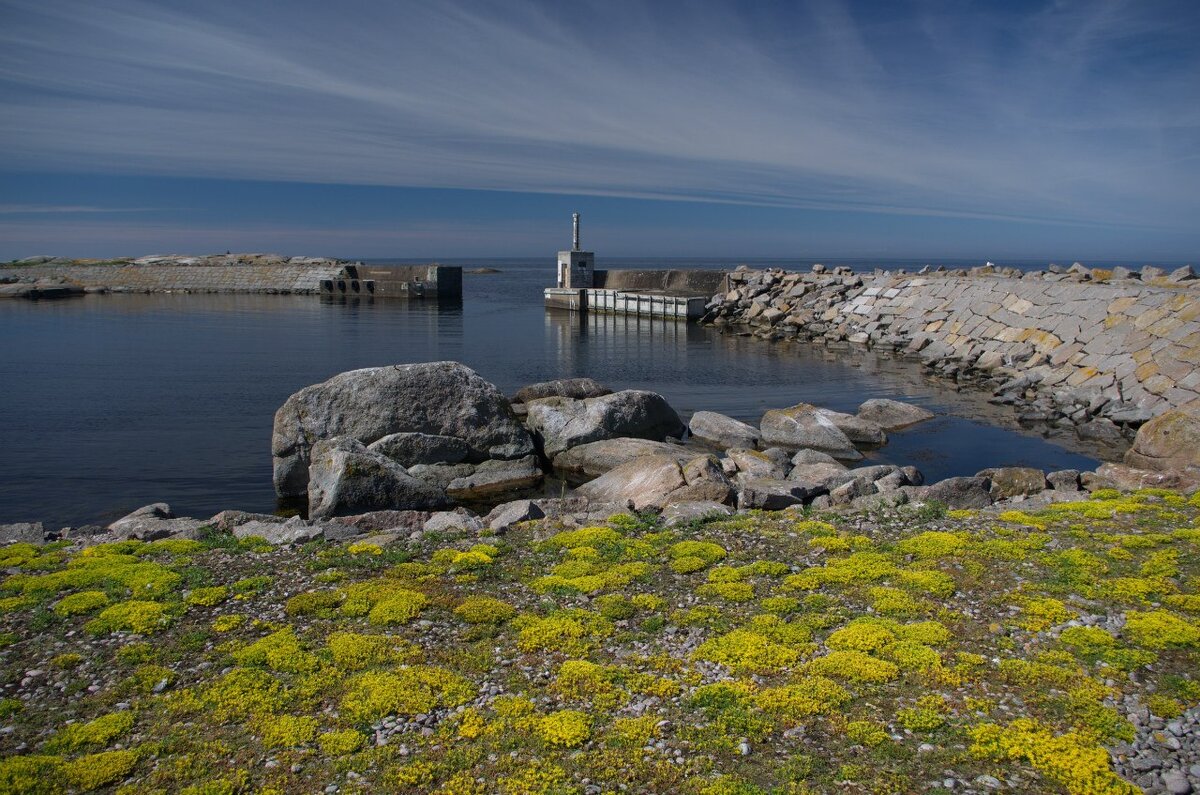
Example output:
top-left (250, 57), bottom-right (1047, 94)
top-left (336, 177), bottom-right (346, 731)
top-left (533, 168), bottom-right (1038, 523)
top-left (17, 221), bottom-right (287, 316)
top-left (556, 212), bottom-right (594, 288)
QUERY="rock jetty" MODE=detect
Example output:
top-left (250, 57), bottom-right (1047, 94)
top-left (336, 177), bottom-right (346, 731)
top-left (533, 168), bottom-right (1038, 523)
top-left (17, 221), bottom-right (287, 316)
top-left (701, 265), bottom-right (1200, 447)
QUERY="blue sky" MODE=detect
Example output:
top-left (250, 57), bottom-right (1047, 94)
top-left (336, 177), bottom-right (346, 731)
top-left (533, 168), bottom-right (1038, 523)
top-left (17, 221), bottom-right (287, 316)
top-left (1, 0), bottom-right (1197, 261)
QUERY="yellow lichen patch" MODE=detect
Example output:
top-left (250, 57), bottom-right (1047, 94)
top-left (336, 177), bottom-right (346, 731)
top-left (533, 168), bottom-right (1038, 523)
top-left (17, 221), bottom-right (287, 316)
top-left (234, 628), bottom-right (320, 673)
top-left (1123, 609), bottom-right (1200, 649)
top-left (65, 749), bottom-right (139, 791)
top-left (184, 585), bottom-right (228, 607)
top-left (895, 531), bottom-right (968, 558)
top-left (535, 709), bottom-right (592, 747)
top-left (754, 676), bottom-right (851, 724)
top-left (340, 667), bottom-right (474, 722)
top-left (86, 600), bottom-right (171, 635)
top-left (318, 729), bottom-right (365, 756)
top-left (257, 715), bottom-right (319, 748)
top-left (326, 631), bottom-right (413, 670)
top-left (513, 610), bottom-right (613, 655)
top-left (806, 650), bottom-right (900, 683)
top-left (693, 629), bottom-right (803, 673)
top-left (54, 590), bottom-right (109, 617)
top-left (47, 711), bottom-right (134, 752)
top-left (969, 718), bottom-right (1137, 795)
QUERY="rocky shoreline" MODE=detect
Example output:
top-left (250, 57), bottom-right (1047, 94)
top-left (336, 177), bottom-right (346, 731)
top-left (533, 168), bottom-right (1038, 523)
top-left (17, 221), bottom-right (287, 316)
top-left (6, 361), bottom-right (1198, 547)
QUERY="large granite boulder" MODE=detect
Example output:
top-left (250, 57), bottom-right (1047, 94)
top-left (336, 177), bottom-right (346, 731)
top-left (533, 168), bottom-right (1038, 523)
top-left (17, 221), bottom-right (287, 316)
top-left (0, 522), bottom-right (46, 544)
top-left (727, 448), bottom-right (792, 479)
top-left (513, 377), bottom-right (612, 404)
top-left (737, 478), bottom-right (823, 510)
top-left (1124, 407), bottom-right (1200, 472)
top-left (575, 453), bottom-right (734, 511)
top-left (759, 404), bottom-right (861, 458)
top-left (787, 462), bottom-right (857, 493)
top-left (307, 437), bottom-right (450, 519)
top-left (367, 433), bottom-right (471, 468)
top-left (856, 399), bottom-right (935, 431)
top-left (977, 467), bottom-right (1046, 499)
top-left (272, 362), bottom-right (532, 497)
top-left (905, 476), bottom-right (993, 509)
top-left (688, 411), bottom-right (760, 450)
top-left (105, 504), bottom-right (209, 541)
top-left (525, 390), bottom-right (685, 458)
top-left (812, 408), bottom-right (887, 446)
top-left (552, 438), bottom-right (692, 479)
top-left (445, 456), bottom-right (543, 501)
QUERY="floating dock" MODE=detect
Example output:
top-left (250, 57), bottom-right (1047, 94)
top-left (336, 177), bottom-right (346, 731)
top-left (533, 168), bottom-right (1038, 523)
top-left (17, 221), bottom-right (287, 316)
top-left (543, 214), bottom-right (726, 320)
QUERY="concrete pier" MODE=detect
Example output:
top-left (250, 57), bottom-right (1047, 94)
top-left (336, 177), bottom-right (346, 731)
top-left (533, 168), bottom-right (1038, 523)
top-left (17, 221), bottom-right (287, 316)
top-left (543, 214), bottom-right (726, 320)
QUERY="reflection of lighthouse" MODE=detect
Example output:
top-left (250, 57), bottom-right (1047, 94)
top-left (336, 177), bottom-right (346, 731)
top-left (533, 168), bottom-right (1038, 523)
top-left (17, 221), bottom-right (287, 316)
top-left (557, 212), bottom-right (594, 288)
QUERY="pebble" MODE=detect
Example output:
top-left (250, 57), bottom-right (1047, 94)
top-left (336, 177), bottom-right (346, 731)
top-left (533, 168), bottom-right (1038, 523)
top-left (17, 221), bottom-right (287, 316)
top-left (737, 740), bottom-right (751, 756)
top-left (975, 775), bottom-right (1002, 788)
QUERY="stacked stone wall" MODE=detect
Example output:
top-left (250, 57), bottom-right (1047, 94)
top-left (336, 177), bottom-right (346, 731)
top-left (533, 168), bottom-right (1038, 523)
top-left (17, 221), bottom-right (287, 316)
top-left (704, 265), bottom-right (1200, 432)
top-left (0, 254), bottom-right (345, 295)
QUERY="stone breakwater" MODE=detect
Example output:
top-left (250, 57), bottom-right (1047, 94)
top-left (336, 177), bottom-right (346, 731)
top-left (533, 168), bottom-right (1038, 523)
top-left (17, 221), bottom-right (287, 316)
top-left (0, 253), bottom-right (345, 296)
top-left (701, 264), bottom-right (1200, 443)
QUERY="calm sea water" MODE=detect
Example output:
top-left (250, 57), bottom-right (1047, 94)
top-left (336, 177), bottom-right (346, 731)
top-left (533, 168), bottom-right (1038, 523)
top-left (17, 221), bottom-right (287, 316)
top-left (0, 258), bottom-right (1103, 528)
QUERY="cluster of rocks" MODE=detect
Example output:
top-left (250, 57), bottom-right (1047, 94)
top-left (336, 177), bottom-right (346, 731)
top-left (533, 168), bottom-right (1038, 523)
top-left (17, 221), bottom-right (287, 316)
top-left (1112, 700), bottom-right (1200, 794)
top-left (0, 253), bottom-right (345, 297)
top-left (700, 265), bottom-right (1200, 447)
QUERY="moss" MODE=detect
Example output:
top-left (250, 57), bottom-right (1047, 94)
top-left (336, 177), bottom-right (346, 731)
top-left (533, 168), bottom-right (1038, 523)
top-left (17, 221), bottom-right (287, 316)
top-left (868, 586), bottom-right (924, 616)
top-left (1015, 596), bottom-right (1073, 632)
top-left (284, 589), bottom-right (344, 616)
top-left (0, 755), bottom-right (67, 794)
top-left (200, 668), bottom-right (285, 722)
top-left (453, 595), bottom-right (516, 624)
top-left (844, 719), bottom-right (889, 746)
top-left (318, 729), bottom-right (366, 756)
top-left (367, 588), bottom-right (428, 626)
top-left (542, 526), bottom-right (623, 551)
top-left (47, 711), bottom-right (134, 752)
top-left (784, 552), bottom-right (896, 590)
top-left (668, 540), bottom-right (727, 569)
top-left (184, 585), bottom-right (228, 607)
top-left (755, 676), bottom-right (851, 723)
top-left (230, 575), bottom-right (272, 594)
top-left (514, 610), bottom-right (613, 654)
top-left (826, 620), bottom-right (896, 653)
top-left (969, 718), bottom-right (1137, 795)
top-left (65, 750), bottom-right (139, 791)
top-left (536, 709), bottom-right (592, 747)
top-left (51, 652), bottom-right (84, 669)
top-left (53, 590), bottom-right (109, 617)
top-left (211, 614), bottom-right (245, 632)
top-left (346, 540), bottom-right (384, 555)
top-left (327, 631), bottom-right (412, 669)
top-left (895, 531), bottom-right (968, 558)
top-left (896, 696), bottom-right (948, 732)
top-left (1124, 609), bottom-right (1200, 648)
top-left (234, 627), bottom-right (319, 673)
top-left (115, 641), bottom-right (154, 664)
top-left (257, 715), bottom-right (319, 748)
top-left (693, 629), bottom-right (802, 673)
top-left (696, 581), bottom-right (755, 601)
top-left (805, 650), bottom-right (899, 684)
top-left (340, 666), bottom-right (474, 722)
top-left (86, 600), bottom-right (171, 634)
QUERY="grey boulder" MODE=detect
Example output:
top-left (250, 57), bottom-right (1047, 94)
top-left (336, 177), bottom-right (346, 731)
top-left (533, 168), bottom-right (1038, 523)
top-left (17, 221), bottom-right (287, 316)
top-left (759, 403), bottom-right (862, 458)
top-left (405, 463), bottom-right (477, 490)
top-left (513, 377), bottom-right (612, 404)
top-left (367, 433), bottom-right (471, 467)
top-left (575, 453), bottom-right (734, 511)
top-left (688, 410), bottom-right (761, 450)
top-left (423, 508), bottom-right (484, 534)
top-left (525, 390), bottom-right (685, 458)
top-left (272, 361), bottom-right (532, 497)
top-left (856, 399), bottom-right (935, 431)
top-left (552, 438), bottom-right (692, 479)
top-left (661, 501), bottom-right (733, 527)
top-left (0, 522), bottom-right (46, 544)
top-left (737, 478), bottom-right (823, 510)
top-left (484, 499), bottom-right (546, 533)
top-left (445, 455), bottom-right (543, 501)
top-left (787, 462), bottom-right (857, 492)
top-left (105, 503), bottom-right (208, 541)
top-left (813, 407), bottom-right (887, 446)
top-left (233, 517), bottom-right (324, 546)
top-left (727, 448), bottom-right (792, 480)
top-left (307, 437), bottom-right (450, 519)
top-left (906, 476), bottom-right (994, 509)
top-left (977, 467), bottom-right (1046, 499)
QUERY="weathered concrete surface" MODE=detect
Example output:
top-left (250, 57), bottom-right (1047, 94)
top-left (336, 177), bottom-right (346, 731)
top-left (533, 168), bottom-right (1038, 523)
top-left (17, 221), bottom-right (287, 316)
top-left (704, 266), bottom-right (1200, 428)
top-left (0, 254), bottom-right (344, 295)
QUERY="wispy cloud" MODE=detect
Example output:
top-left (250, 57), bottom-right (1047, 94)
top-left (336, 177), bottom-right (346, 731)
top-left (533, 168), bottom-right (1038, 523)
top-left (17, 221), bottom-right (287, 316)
top-left (0, 0), bottom-right (1197, 232)
top-left (0, 204), bottom-right (160, 214)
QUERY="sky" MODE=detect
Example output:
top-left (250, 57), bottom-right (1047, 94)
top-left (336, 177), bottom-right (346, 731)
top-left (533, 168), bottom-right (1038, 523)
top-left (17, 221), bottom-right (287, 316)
top-left (0, 0), bottom-right (1198, 261)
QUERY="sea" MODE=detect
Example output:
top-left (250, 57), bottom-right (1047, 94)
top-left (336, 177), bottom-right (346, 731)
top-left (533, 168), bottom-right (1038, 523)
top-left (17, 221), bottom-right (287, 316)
top-left (0, 257), bottom-right (1118, 528)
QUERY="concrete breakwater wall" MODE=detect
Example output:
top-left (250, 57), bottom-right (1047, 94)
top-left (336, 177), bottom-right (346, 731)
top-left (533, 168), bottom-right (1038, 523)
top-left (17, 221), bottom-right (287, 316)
top-left (703, 265), bottom-right (1200, 438)
top-left (0, 254), bottom-right (345, 295)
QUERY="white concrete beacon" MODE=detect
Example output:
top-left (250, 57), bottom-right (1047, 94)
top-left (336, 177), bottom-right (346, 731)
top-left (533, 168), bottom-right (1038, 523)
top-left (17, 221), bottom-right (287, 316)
top-left (556, 212), bottom-right (594, 289)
